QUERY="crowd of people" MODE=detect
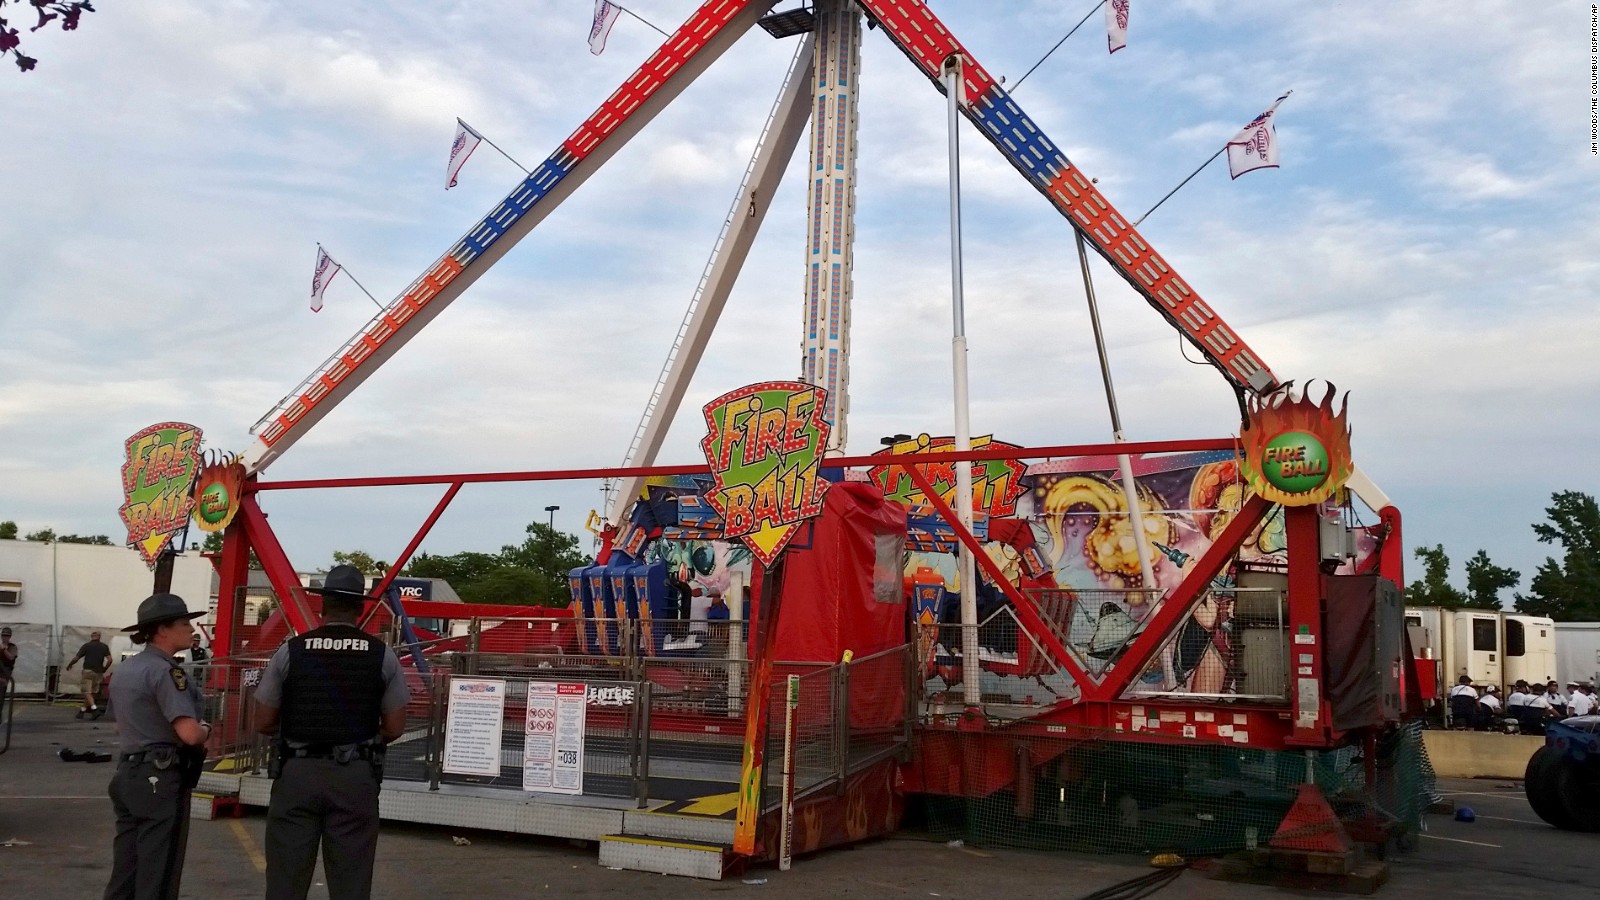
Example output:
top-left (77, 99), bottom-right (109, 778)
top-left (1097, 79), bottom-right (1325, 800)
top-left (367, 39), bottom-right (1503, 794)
top-left (1448, 674), bottom-right (1596, 732)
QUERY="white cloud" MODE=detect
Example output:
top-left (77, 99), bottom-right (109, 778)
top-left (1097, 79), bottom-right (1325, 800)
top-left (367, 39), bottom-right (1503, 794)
top-left (0, 0), bottom-right (1589, 592)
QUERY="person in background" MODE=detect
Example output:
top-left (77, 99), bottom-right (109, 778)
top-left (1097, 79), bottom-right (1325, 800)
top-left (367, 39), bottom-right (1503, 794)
top-left (1541, 680), bottom-right (1566, 711)
top-left (1447, 675), bottom-right (1478, 729)
top-left (66, 630), bottom-right (113, 719)
top-left (1570, 684), bottom-right (1597, 718)
top-left (1563, 681), bottom-right (1579, 711)
top-left (0, 626), bottom-right (17, 704)
top-left (1506, 680), bottom-right (1530, 710)
top-left (1477, 684), bottom-right (1502, 718)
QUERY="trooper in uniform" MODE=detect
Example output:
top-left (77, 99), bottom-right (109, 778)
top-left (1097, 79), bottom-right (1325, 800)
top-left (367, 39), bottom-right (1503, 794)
top-left (253, 565), bottom-right (408, 900)
top-left (105, 593), bottom-right (210, 900)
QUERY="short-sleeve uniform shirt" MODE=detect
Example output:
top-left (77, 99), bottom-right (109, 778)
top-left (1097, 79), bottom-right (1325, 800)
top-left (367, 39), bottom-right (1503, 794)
top-left (253, 628), bottom-right (410, 744)
top-left (109, 645), bottom-right (202, 753)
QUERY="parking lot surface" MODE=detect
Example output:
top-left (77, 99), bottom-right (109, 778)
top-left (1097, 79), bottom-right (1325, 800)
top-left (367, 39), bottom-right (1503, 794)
top-left (3, 703), bottom-right (1597, 898)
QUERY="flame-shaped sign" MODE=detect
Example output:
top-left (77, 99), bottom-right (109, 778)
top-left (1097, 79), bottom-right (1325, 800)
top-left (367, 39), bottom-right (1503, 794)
top-left (700, 381), bottom-right (831, 565)
top-left (1240, 381), bottom-right (1353, 507)
top-left (192, 453), bottom-right (246, 533)
top-left (119, 422), bottom-right (203, 567)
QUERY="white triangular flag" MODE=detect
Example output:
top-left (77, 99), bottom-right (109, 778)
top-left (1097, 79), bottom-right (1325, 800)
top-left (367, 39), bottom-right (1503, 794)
top-left (1107, 0), bottom-right (1130, 54)
top-left (1225, 92), bottom-right (1291, 179)
top-left (446, 119), bottom-right (483, 190)
top-left (589, 0), bottom-right (622, 55)
top-left (310, 245), bottom-right (342, 313)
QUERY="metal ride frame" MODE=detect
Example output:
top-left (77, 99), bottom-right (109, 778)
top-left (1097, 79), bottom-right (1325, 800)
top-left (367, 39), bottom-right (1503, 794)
top-left (213, 434), bottom-right (1403, 759)
top-left (207, 0), bottom-right (1413, 837)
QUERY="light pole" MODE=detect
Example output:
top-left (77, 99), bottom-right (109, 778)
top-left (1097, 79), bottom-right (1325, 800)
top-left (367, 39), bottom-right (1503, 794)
top-left (544, 504), bottom-right (559, 530)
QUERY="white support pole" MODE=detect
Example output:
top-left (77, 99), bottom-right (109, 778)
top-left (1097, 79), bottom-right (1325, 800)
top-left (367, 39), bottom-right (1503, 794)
top-left (800, 0), bottom-right (864, 454)
top-left (1074, 231), bottom-right (1158, 596)
top-left (779, 673), bottom-right (799, 871)
top-left (943, 57), bottom-right (980, 710)
top-left (606, 37), bottom-right (817, 527)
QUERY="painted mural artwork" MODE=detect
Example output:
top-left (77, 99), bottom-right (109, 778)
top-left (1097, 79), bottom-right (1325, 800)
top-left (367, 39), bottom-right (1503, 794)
top-left (621, 443), bottom-right (1375, 704)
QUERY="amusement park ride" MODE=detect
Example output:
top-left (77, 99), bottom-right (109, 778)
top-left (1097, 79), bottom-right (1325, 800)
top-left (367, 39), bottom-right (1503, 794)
top-left (193, 0), bottom-right (1417, 880)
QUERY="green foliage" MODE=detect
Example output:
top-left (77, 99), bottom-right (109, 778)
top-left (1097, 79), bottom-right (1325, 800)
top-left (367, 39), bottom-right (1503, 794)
top-left (58, 533), bottom-right (113, 545)
top-left (0, 520), bottom-right (16, 539)
top-left (331, 549), bottom-right (390, 576)
top-left (1463, 550), bottom-right (1518, 610)
top-left (24, 527), bottom-right (55, 542)
top-left (201, 531), bottom-right (224, 553)
top-left (1405, 545), bottom-right (1468, 608)
top-left (401, 521), bottom-right (593, 607)
top-left (1514, 491), bottom-right (1600, 621)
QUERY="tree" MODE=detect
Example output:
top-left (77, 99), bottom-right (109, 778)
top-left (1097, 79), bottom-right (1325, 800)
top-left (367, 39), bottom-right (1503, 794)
top-left (331, 550), bottom-right (390, 576)
top-left (24, 527), bottom-right (55, 542)
top-left (500, 522), bottom-right (590, 581)
top-left (1, 1), bottom-right (95, 72)
top-left (1463, 550), bottom-right (1517, 610)
top-left (0, 520), bottom-right (16, 539)
top-left (399, 520), bottom-right (593, 608)
top-left (59, 533), bottom-right (113, 545)
top-left (202, 531), bottom-right (224, 553)
top-left (1514, 491), bottom-right (1600, 621)
top-left (1405, 545), bottom-right (1468, 608)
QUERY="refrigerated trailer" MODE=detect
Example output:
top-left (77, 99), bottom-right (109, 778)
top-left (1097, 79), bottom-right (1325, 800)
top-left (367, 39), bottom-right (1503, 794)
top-left (1404, 607), bottom-right (1557, 697)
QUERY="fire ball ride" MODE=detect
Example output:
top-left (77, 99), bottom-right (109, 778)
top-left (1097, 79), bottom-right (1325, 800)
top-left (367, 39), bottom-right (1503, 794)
top-left (171, 0), bottom-right (1448, 881)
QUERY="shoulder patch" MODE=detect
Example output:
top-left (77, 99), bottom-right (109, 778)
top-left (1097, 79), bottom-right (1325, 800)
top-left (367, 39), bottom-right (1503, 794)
top-left (170, 667), bottom-right (188, 692)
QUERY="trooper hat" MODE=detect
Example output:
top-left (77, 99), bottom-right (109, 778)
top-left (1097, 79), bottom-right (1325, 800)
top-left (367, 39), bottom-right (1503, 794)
top-left (306, 564), bottom-right (375, 604)
top-left (122, 593), bottom-right (205, 632)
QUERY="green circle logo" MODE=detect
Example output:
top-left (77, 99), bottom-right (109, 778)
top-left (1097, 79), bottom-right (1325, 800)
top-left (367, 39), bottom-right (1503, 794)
top-left (197, 482), bottom-right (231, 525)
top-left (1262, 431), bottom-right (1330, 495)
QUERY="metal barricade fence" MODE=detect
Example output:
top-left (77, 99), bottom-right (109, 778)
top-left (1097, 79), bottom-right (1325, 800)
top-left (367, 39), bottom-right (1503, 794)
top-left (196, 625), bottom-right (913, 811)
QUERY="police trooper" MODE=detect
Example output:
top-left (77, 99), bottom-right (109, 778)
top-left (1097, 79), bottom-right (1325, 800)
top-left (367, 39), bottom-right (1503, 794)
top-left (253, 565), bottom-right (408, 900)
top-left (105, 593), bottom-right (210, 900)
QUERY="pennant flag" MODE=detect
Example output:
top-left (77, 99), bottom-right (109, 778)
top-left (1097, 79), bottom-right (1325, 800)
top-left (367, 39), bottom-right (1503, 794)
top-left (1226, 92), bottom-right (1291, 179)
top-left (1106, 0), bottom-right (1130, 54)
top-left (589, 0), bottom-right (622, 55)
top-left (310, 245), bottom-right (342, 313)
top-left (446, 118), bottom-right (483, 190)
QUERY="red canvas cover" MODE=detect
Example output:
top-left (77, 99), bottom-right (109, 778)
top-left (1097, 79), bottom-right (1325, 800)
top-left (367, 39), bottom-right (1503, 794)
top-left (751, 482), bottom-right (907, 662)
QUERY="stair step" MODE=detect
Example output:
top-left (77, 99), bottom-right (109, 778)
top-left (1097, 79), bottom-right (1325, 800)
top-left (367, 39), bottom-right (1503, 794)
top-left (622, 809), bottom-right (737, 844)
top-left (599, 834), bottom-right (728, 880)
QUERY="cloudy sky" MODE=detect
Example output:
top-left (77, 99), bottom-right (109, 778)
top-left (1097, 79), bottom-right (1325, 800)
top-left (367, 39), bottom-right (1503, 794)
top-left (0, 0), bottom-right (1592, 599)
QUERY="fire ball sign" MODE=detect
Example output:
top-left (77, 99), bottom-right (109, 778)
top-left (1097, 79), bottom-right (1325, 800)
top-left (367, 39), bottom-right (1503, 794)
top-left (700, 381), bottom-right (832, 565)
top-left (119, 422), bottom-right (203, 567)
top-left (1240, 381), bottom-right (1352, 507)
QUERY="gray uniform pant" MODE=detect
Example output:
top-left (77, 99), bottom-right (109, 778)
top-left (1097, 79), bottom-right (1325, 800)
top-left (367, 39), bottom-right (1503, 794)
top-left (104, 762), bottom-right (191, 900)
top-left (265, 756), bottom-right (381, 900)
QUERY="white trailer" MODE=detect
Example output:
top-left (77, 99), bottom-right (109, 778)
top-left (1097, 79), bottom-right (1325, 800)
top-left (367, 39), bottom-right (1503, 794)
top-left (0, 541), bottom-right (213, 693)
top-left (1403, 606), bottom-right (1557, 697)
top-left (1554, 622), bottom-right (1600, 687)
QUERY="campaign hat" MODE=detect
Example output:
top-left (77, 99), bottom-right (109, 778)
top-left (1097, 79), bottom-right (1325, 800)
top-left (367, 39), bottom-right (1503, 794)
top-left (122, 593), bottom-right (205, 632)
top-left (306, 564), bottom-right (376, 603)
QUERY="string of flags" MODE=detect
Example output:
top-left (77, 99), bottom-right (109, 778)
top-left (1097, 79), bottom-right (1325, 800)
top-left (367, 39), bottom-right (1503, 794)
top-left (309, 2), bottom-right (1287, 312)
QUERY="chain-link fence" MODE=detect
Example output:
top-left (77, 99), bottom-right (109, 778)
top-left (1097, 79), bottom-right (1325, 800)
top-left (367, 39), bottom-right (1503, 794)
top-left (910, 722), bottom-right (1432, 857)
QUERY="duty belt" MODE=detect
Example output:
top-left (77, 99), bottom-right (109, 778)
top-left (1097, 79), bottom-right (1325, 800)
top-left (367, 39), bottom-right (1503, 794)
top-left (283, 743), bottom-right (379, 762)
top-left (120, 747), bottom-right (176, 764)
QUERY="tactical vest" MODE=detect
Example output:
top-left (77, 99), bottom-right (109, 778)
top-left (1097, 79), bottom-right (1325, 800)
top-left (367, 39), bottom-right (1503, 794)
top-left (280, 624), bottom-right (386, 745)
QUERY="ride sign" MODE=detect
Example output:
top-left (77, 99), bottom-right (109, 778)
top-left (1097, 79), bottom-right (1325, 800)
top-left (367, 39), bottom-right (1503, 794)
top-left (1240, 381), bottom-right (1353, 507)
top-left (699, 381), bottom-right (832, 565)
top-left (118, 422), bottom-right (203, 567)
top-left (522, 681), bottom-right (586, 795)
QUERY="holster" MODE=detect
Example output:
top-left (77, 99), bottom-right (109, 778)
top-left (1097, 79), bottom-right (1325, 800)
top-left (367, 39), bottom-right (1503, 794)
top-left (267, 742), bottom-right (285, 779)
top-left (178, 746), bottom-right (205, 791)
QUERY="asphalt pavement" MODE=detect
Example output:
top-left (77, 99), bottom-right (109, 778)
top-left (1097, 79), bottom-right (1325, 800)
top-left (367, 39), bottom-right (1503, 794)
top-left (2, 702), bottom-right (1596, 899)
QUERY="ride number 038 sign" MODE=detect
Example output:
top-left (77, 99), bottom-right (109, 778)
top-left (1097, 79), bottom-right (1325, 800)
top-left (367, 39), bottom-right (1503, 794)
top-left (522, 682), bottom-right (586, 795)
